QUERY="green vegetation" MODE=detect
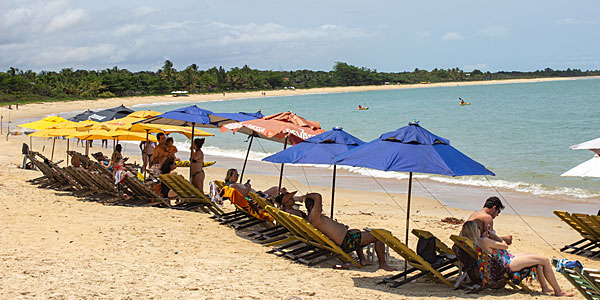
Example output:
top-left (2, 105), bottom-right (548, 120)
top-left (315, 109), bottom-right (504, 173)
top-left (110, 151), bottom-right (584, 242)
top-left (1, 61), bottom-right (599, 104)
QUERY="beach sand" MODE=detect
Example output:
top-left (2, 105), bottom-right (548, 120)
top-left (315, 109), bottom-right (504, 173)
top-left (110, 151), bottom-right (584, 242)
top-left (1, 78), bottom-right (597, 299)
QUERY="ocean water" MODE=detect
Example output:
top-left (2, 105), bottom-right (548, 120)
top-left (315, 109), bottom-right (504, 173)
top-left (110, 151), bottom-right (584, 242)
top-left (109, 79), bottom-right (600, 203)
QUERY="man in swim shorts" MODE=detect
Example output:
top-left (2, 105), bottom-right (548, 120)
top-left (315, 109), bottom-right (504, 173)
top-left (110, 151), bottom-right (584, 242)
top-left (304, 192), bottom-right (395, 271)
top-left (468, 196), bottom-right (513, 245)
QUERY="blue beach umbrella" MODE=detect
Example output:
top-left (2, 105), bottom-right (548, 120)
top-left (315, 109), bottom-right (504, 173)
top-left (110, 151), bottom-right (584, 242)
top-left (335, 121), bottom-right (494, 247)
top-left (262, 127), bottom-right (365, 217)
top-left (135, 105), bottom-right (263, 180)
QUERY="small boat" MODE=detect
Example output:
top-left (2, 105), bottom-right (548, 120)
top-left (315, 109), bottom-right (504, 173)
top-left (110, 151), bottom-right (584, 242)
top-left (175, 160), bottom-right (216, 167)
top-left (459, 102), bottom-right (471, 106)
top-left (357, 107), bottom-right (369, 110)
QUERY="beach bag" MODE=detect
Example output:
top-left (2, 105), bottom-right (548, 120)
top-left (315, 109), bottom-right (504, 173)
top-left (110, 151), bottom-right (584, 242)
top-left (417, 236), bottom-right (437, 264)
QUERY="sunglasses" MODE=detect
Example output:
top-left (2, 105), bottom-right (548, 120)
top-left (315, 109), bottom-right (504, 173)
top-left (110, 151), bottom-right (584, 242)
top-left (233, 174), bottom-right (239, 177)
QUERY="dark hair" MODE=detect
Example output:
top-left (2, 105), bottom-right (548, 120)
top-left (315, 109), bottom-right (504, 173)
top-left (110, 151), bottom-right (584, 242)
top-left (160, 157), bottom-right (175, 174)
top-left (166, 137), bottom-right (174, 144)
top-left (305, 197), bottom-right (315, 214)
top-left (115, 144), bottom-right (122, 152)
top-left (484, 196), bottom-right (504, 210)
top-left (274, 194), bottom-right (285, 205)
top-left (157, 132), bottom-right (165, 140)
top-left (194, 138), bottom-right (205, 150)
top-left (225, 168), bottom-right (237, 182)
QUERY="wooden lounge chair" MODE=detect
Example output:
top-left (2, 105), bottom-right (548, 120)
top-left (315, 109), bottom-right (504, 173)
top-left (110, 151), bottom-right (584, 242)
top-left (450, 235), bottom-right (530, 291)
top-left (554, 210), bottom-right (600, 256)
top-left (552, 258), bottom-right (600, 300)
top-left (265, 206), bottom-right (362, 268)
top-left (159, 174), bottom-right (224, 215)
top-left (371, 229), bottom-right (458, 288)
top-left (245, 192), bottom-right (289, 243)
top-left (28, 152), bottom-right (78, 190)
top-left (572, 213), bottom-right (600, 257)
top-left (212, 180), bottom-right (273, 229)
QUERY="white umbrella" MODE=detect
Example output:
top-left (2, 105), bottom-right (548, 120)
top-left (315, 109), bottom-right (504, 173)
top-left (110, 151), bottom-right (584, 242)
top-left (570, 137), bottom-right (600, 155)
top-left (561, 155), bottom-right (600, 178)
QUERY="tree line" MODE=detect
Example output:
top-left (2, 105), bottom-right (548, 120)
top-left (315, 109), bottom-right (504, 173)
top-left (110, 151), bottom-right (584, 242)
top-left (1, 61), bottom-right (599, 103)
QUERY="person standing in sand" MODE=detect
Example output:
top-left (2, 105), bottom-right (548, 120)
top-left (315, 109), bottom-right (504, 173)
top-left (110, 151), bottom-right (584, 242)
top-left (468, 196), bottom-right (512, 245)
top-left (304, 193), bottom-right (396, 271)
top-left (152, 133), bottom-right (169, 167)
top-left (190, 138), bottom-right (205, 193)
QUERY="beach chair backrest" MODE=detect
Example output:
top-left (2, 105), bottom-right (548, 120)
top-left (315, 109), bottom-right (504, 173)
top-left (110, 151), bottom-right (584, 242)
top-left (552, 258), bottom-right (600, 300)
top-left (554, 210), bottom-right (595, 240)
top-left (573, 213), bottom-right (600, 241)
top-left (412, 229), bottom-right (455, 257)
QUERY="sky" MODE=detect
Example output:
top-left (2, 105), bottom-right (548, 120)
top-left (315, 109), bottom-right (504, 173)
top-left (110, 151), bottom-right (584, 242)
top-left (1, 0), bottom-right (599, 73)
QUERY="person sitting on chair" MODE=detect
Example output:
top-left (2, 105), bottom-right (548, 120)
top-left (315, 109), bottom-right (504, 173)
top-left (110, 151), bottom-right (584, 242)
top-left (460, 221), bottom-right (574, 297)
top-left (159, 157), bottom-right (178, 198)
top-left (468, 197), bottom-right (512, 245)
top-left (304, 192), bottom-right (396, 270)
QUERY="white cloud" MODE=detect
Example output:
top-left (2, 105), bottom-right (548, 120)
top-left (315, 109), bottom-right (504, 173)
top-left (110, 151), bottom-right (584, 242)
top-left (31, 44), bottom-right (115, 65)
top-left (478, 26), bottom-right (509, 37)
top-left (556, 18), bottom-right (576, 25)
top-left (463, 63), bottom-right (488, 71)
top-left (113, 24), bottom-right (145, 37)
top-left (416, 30), bottom-right (431, 41)
top-left (442, 32), bottom-right (464, 41)
top-left (45, 8), bottom-right (87, 33)
top-left (135, 6), bottom-right (157, 17)
top-left (151, 21), bottom-right (194, 30)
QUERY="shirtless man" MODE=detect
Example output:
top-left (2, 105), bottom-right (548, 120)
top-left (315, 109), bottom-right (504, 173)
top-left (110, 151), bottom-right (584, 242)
top-left (468, 196), bottom-right (512, 245)
top-left (152, 133), bottom-right (169, 166)
top-left (304, 193), bottom-right (395, 271)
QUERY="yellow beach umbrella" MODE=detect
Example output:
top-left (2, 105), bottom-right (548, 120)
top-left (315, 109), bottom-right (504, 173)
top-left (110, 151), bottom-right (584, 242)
top-left (74, 120), bottom-right (100, 130)
top-left (18, 116), bottom-right (67, 130)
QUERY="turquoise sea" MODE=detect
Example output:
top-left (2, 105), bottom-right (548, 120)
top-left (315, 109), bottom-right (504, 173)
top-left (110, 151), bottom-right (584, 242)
top-left (131, 78), bottom-right (600, 204)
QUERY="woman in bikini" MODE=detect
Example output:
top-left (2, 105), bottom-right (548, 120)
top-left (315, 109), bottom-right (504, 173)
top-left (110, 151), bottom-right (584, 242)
top-left (460, 221), bottom-right (573, 297)
top-left (190, 138), bottom-right (205, 193)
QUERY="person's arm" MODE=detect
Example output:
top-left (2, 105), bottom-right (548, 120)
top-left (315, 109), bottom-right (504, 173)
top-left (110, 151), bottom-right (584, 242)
top-left (481, 237), bottom-right (508, 251)
top-left (307, 193), bottom-right (322, 222)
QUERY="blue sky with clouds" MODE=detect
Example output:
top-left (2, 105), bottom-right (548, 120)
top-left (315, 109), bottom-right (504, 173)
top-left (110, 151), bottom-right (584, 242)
top-left (1, 0), bottom-right (598, 72)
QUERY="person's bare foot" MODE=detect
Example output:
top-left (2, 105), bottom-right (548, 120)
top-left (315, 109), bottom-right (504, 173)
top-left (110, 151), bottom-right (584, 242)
top-left (359, 258), bottom-right (373, 266)
top-left (554, 290), bottom-right (575, 297)
top-left (379, 264), bottom-right (397, 271)
top-left (541, 288), bottom-right (554, 294)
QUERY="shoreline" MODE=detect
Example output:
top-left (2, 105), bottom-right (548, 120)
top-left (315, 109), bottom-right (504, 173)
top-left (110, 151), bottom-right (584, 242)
top-left (3, 76), bottom-right (599, 121)
top-left (0, 100), bottom-right (595, 299)
top-left (2, 75), bottom-right (598, 218)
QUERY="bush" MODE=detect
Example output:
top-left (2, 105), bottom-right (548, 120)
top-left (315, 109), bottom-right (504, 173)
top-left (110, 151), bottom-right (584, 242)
top-left (98, 91), bottom-right (115, 98)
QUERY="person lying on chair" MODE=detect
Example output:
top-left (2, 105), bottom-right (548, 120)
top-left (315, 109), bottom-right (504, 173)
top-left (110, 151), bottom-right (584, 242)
top-left (304, 192), bottom-right (396, 271)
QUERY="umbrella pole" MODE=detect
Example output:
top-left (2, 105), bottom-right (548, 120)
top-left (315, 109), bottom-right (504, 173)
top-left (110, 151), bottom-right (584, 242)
top-left (30, 136), bottom-right (32, 151)
top-left (404, 172), bottom-right (413, 277)
top-left (66, 139), bottom-right (69, 166)
top-left (85, 140), bottom-right (89, 169)
top-left (143, 130), bottom-right (149, 181)
top-left (239, 134), bottom-right (254, 182)
top-left (51, 137), bottom-right (56, 161)
top-left (277, 137), bottom-right (288, 192)
top-left (189, 122), bottom-right (195, 183)
top-left (330, 165), bottom-right (336, 218)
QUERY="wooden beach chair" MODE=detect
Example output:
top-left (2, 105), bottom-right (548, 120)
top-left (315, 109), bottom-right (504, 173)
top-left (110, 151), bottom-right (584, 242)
top-left (159, 174), bottom-right (224, 215)
top-left (371, 229), bottom-right (458, 288)
top-left (213, 180), bottom-right (273, 229)
top-left (264, 206), bottom-right (362, 268)
top-left (245, 192), bottom-right (290, 243)
top-left (450, 235), bottom-right (530, 291)
top-left (119, 174), bottom-right (169, 207)
top-left (552, 258), bottom-right (600, 300)
top-left (29, 151), bottom-right (78, 191)
top-left (554, 210), bottom-right (600, 256)
top-left (572, 213), bottom-right (600, 257)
